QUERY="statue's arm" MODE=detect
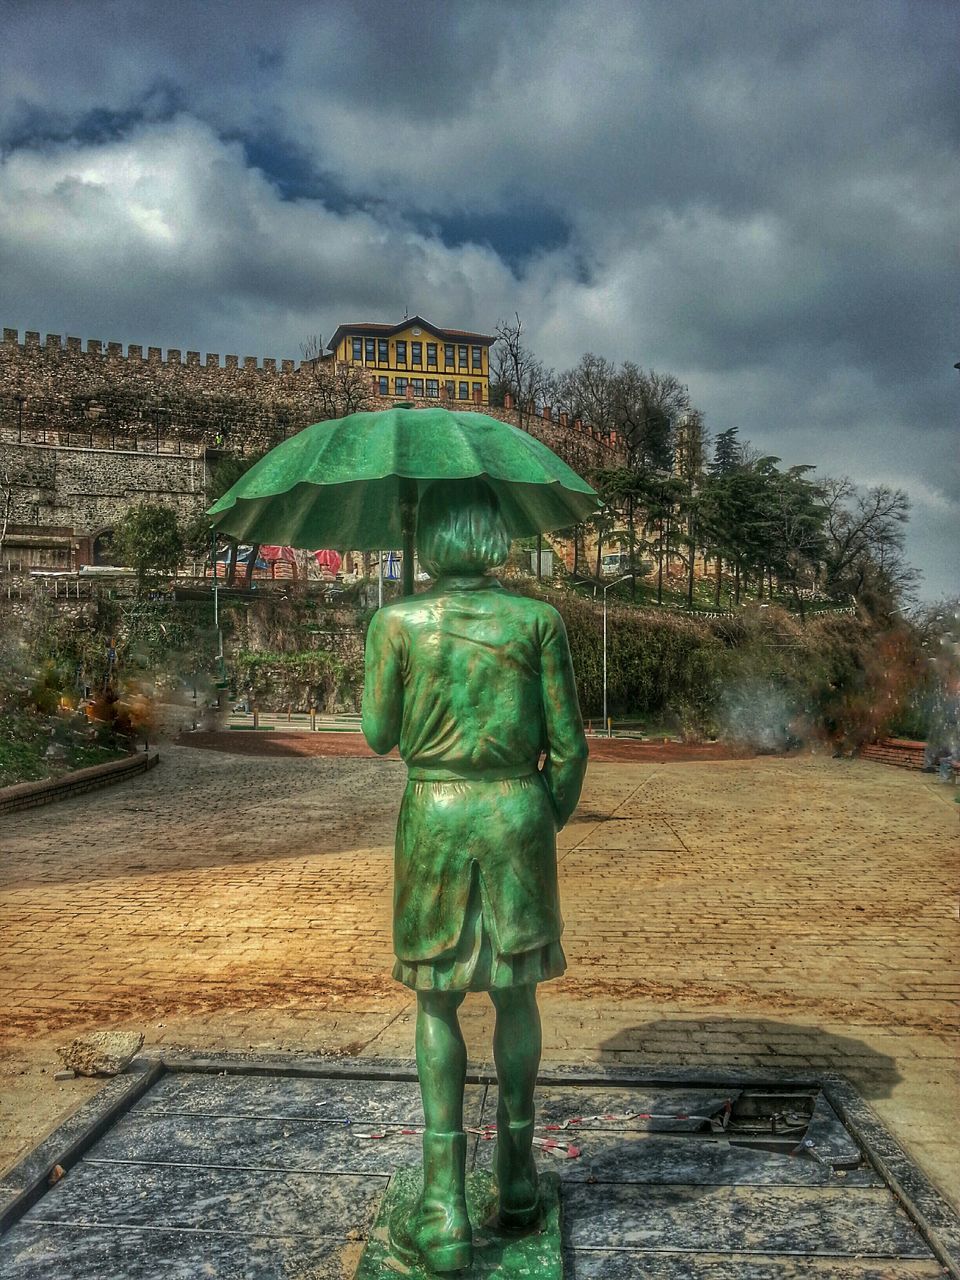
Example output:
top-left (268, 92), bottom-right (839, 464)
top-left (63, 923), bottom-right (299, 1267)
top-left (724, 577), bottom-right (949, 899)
top-left (539, 610), bottom-right (588, 829)
top-left (361, 609), bottom-right (403, 755)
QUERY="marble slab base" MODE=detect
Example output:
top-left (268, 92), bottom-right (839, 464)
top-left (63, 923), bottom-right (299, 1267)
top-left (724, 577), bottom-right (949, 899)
top-left (353, 1168), bottom-right (562, 1280)
top-left (2, 1061), bottom-right (958, 1279)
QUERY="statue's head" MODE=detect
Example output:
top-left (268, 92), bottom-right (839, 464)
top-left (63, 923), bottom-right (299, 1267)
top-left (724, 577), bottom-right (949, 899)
top-left (417, 478), bottom-right (510, 578)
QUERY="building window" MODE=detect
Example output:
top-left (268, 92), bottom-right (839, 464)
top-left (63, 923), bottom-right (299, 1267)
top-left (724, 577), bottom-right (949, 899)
top-left (458, 345), bottom-right (468, 368)
top-left (396, 340), bottom-right (407, 366)
top-left (427, 343), bottom-right (437, 368)
top-left (411, 342), bottom-right (422, 367)
top-left (395, 376), bottom-right (407, 396)
top-left (378, 338), bottom-right (389, 364)
top-left (445, 380), bottom-right (455, 399)
top-left (472, 346), bottom-right (482, 369)
top-left (378, 376), bottom-right (388, 396)
top-left (365, 338), bottom-right (376, 362)
top-left (458, 381), bottom-right (469, 400)
top-left (411, 378), bottom-right (424, 397)
top-left (444, 344), bottom-right (455, 369)
top-left (426, 379), bottom-right (439, 398)
top-left (472, 383), bottom-right (482, 401)
top-left (351, 337), bottom-right (362, 361)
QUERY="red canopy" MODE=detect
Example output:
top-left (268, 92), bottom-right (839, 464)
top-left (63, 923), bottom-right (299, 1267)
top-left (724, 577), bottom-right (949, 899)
top-left (258, 546), bottom-right (342, 576)
top-left (259, 545), bottom-right (297, 563)
top-left (314, 549), bottom-right (342, 573)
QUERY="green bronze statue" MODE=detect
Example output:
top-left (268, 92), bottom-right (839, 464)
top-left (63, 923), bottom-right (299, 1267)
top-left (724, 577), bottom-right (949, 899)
top-left (362, 478), bottom-right (588, 1274)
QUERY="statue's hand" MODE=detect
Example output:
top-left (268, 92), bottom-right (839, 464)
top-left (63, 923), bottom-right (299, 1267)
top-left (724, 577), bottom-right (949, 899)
top-left (538, 770), bottom-right (563, 830)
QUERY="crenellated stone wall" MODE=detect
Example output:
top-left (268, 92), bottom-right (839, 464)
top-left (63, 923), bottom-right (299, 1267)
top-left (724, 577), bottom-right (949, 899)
top-left (0, 325), bottom-right (624, 571)
top-left (0, 326), bottom-right (623, 469)
top-left (0, 327), bottom-right (319, 456)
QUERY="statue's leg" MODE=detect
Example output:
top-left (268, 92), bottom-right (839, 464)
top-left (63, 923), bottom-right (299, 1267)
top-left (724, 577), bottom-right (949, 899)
top-left (491, 984), bottom-right (542, 1230)
top-left (404, 990), bottom-right (472, 1273)
top-left (416, 989), bottom-right (467, 1130)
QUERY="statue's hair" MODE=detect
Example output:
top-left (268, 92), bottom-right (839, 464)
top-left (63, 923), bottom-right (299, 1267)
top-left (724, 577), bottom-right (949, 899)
top-left (417, 478), bottom-right (510, 578)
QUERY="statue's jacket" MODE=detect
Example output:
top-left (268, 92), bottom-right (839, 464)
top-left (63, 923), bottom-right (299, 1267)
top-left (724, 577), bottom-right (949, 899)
top-left (362, 577), bottom-right (588, 964)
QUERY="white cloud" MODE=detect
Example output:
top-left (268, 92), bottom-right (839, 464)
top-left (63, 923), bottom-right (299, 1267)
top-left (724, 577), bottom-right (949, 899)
top-left (0, 0), bottom-right (956, 597)
top-left (0, 117), bottom-right (519, 354)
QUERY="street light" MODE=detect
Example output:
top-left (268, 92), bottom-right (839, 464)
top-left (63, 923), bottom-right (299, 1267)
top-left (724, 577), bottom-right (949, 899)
top-left (602, 573), bottom-right (634, 737)
top-left (575, 572), bottom-right (634, 736)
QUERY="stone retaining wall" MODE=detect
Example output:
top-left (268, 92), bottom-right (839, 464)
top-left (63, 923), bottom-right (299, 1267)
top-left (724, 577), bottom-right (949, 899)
top-left (0, 751), bottom-right (159, 816)
top-left (0, 440), bottom-right (206, 551)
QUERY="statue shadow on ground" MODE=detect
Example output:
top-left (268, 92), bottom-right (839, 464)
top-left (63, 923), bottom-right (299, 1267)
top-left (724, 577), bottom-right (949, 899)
top-left (596, 1016), bottom-right (902, 1100)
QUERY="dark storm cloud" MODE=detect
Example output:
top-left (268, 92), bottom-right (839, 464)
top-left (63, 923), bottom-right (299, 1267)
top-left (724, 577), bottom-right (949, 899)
top-left (0, 0), bottom-right (955, 596)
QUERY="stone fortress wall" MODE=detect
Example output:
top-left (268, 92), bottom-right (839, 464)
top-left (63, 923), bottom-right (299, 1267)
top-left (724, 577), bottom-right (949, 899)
top-left (0, 326), bottom-right (622, 571)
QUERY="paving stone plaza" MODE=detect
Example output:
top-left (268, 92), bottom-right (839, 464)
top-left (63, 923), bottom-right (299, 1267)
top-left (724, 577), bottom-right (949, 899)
top-left (0, 743), bottom-right (956, 1274)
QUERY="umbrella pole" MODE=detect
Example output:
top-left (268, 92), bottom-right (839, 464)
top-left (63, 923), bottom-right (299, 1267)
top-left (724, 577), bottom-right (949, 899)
top-left (400, 479), bottom-right (417, 598)
top-left (402, 529), bottom-right (414, 597)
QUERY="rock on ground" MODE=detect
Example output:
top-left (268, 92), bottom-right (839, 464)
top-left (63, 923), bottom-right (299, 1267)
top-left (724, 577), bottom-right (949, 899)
top-left (56, 1030), bottom-right (144, 1076)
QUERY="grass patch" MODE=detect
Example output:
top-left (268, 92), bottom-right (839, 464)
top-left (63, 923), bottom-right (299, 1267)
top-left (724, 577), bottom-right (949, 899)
top-left (0, 707), bottom-right (128, 789)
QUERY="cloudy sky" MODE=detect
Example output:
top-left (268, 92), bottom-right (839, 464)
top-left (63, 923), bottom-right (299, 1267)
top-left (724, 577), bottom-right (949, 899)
top-left (1, 0), bottom-right (956, 598)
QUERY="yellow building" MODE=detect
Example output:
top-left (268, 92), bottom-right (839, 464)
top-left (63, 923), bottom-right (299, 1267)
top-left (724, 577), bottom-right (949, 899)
top-left (326, 316), bottom-right (495, 404)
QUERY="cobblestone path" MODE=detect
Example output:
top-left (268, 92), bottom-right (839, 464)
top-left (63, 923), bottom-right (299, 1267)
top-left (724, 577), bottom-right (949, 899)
top-left (0, 745), bottom-right (956, 1206)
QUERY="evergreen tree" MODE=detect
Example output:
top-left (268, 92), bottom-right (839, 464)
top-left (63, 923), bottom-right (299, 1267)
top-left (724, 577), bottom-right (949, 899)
top-left (710, 427), bottom-right (742, 476)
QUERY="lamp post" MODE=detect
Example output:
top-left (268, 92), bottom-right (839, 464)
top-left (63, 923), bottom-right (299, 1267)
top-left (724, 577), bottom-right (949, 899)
top-left (575, 572), bottom-right (635, 737)
top-left (602, 573), bottom-right (634, 737)
top-left (211, 529), bottom-right (224, 688)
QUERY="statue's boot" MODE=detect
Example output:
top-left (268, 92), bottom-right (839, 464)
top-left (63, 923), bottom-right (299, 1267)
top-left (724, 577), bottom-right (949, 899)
top-left (495, 1112), bottom-right (541, 1232)
top-left (393, 1130), bottom-right (473, 1273)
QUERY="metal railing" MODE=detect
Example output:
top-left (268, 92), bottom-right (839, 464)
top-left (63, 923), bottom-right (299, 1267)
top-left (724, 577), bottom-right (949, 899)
top-left (0, 424), bottom-right (204, 455)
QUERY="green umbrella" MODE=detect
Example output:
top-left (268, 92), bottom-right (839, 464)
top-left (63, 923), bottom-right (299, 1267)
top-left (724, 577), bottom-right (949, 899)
top-left (207, 406), bottom-right (600, 595)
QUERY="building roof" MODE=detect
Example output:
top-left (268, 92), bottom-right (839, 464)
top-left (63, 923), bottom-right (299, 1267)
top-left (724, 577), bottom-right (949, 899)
top-left (326, 315), bottom-right (496, 352)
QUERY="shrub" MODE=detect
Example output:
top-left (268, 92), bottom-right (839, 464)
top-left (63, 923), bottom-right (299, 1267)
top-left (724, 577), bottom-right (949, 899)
top-left (231, 650), bottom-right (353, 713)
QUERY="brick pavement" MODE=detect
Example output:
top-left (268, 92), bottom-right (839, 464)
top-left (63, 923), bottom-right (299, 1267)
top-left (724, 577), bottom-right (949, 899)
top-left (0, 745), bottom-right (956, 1207)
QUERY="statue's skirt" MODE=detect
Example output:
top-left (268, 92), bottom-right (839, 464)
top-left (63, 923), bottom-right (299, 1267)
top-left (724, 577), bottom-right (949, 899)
top-left (391, 771), bottom-right (567, 993)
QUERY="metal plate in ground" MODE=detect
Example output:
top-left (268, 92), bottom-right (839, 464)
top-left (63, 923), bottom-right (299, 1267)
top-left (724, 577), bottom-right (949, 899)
top-left (0, 1061), bottom-right (955, 1280)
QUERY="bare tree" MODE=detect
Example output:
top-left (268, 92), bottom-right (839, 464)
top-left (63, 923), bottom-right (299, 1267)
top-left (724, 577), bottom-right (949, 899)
top-left (491, 315), bottom-right (554, 430)
top-left (301, 335), bottom-right (375, 420)
top-left (554, 353), bottom-right (617, 434)
top-left (612, 364), bottom-right (691, 470)
top-left (822, 477), bottom-right (917, 608)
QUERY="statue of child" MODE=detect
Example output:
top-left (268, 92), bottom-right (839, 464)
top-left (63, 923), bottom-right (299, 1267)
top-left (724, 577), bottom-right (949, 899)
top-left (362, 477), bottom-right (588, 1273)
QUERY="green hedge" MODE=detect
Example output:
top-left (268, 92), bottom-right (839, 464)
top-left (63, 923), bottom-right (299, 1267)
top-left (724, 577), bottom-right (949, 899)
top-left (524, 587), bottom-right (924, 747)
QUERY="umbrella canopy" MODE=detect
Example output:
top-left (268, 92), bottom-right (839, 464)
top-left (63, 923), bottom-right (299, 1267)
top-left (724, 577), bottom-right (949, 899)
top-left (259, 544), bottom-right (297, 563)
top-left (207, 407), bottom-right (599, 552)
top-left (314, 549), bottom-right (342, 574)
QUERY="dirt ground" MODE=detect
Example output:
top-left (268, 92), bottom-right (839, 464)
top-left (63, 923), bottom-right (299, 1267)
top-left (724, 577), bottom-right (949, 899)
top-left (0, 742), bottom-right (956, 1209)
